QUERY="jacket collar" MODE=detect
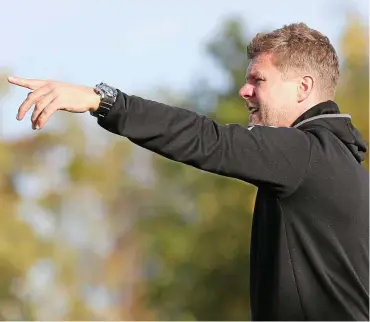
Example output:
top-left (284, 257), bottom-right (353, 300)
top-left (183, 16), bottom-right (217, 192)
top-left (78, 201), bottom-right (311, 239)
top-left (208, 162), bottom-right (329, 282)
top-left (291, 100), bottom-right (350, 128)
top-left (291, 100), bottom-right (367, 163)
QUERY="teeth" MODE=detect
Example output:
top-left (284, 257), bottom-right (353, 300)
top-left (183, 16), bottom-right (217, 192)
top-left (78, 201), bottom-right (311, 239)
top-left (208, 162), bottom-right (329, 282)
top-left (250, 108), bottom-right (259, 113)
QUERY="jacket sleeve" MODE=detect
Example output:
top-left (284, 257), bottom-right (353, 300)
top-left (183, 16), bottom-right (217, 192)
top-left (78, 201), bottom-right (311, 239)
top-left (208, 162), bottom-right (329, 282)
top-left (97, 90), bottom-right (311, 197)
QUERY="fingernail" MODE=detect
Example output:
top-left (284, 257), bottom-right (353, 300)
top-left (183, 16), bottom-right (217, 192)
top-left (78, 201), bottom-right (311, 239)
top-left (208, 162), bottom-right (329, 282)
top-left (35, 125), bottom-right (40, 130)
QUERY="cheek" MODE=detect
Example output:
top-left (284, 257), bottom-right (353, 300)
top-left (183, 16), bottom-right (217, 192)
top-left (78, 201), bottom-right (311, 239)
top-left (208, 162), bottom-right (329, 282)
top-left (255, 84), bottom-right (274, 102)
top-left (263, 84), bottom-right (296, 104)
top-left (254, 85), bottom-right (268, 100)
top-left (282, 83), bottom-right (298, 101)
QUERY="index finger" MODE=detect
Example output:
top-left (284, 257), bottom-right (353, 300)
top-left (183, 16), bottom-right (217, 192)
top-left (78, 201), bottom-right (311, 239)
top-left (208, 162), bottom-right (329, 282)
top-left (7, 76), bottom-right (47, 90)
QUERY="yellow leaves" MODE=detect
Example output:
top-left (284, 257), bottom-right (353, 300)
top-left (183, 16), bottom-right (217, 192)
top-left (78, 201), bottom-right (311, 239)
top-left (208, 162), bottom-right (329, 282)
top-left (0, 212), bottom-right (46, 272)
top-left (340, 13), bottom-right (369, 63)
top-left (67, 299), bottom-right (92, 321)
top-left (199, 192), bottom-right (219, 220)
top-left (0, 12), bottom-right (367, 322)
top-left (67, 154), bottom-right (92, 182)
top-left (336, 14), bottom-right (369, 169)
top-left (37, 192), bottom-right (62, 213)
top-left (0, 142), bottom-right (14, 175)
top-left (0, 70), bottom-right (11, 99)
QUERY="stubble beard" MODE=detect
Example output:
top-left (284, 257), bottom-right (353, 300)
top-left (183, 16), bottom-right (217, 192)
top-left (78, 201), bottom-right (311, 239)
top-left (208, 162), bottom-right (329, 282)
top-left (248, 103), bottom-right (289, 127)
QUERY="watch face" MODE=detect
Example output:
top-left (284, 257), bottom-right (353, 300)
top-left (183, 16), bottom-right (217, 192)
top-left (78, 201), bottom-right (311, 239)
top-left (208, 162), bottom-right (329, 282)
top-left (99, 84), bottom-right (116, 97)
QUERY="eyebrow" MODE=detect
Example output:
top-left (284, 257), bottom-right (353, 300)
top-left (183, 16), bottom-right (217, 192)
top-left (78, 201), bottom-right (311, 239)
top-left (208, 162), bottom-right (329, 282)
top-left (245, 71), bottom-right (266, 82)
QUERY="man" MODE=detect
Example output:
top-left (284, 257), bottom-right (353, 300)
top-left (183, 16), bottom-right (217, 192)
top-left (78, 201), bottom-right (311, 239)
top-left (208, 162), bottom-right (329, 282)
top-left (8, 23), bottom-right (369, 321)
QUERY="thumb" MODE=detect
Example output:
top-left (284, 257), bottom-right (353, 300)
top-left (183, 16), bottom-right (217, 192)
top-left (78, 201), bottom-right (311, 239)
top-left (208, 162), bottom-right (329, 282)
top-left (8, 76), bottom-right (47, 90)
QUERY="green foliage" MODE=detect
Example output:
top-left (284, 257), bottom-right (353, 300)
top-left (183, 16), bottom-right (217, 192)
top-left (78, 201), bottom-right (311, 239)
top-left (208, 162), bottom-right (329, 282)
top-left (335, 13), bottom-right (369, 169)
top-left (0, 13), bottom-right (368, 321)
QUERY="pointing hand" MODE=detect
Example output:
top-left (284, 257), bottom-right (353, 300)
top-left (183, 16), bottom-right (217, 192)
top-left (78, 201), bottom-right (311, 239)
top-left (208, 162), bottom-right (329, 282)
top-left (8, 76), bottom-right (101, 130)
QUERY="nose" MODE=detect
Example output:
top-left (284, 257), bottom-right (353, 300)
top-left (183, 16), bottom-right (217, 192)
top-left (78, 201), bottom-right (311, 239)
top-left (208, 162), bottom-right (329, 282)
top-left (239, 83), bottom-right (254, 100)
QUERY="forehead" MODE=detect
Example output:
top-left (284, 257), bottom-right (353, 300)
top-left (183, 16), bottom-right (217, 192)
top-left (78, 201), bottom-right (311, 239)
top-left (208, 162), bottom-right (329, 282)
top-left (246, 54), bottom-right (275, 78)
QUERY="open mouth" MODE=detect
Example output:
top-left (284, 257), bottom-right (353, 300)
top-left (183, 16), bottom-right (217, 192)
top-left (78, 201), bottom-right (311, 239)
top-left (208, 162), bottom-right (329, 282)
top-left (249, 107), bottom-right (259, 114)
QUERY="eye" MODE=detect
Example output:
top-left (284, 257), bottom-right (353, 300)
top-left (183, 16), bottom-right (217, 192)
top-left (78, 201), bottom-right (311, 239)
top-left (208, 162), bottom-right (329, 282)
top-left (255, 78), bottom-right (264, 84)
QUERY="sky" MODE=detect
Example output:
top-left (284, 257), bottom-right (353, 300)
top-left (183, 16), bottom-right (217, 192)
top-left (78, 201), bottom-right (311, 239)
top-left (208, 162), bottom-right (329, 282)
top-left (0, 1), bottom-right (368, 317)
top-left (0, 0), bottom-right (368, 141)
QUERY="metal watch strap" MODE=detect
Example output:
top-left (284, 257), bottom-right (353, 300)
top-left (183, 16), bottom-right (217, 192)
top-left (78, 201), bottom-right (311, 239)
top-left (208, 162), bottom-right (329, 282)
top-left (90, 83), bottom-right (118, 118)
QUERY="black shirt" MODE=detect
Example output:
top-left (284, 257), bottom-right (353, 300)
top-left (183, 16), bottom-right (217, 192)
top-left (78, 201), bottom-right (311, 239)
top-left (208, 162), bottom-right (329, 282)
top-left (98, 92), bottom-right (369, 321)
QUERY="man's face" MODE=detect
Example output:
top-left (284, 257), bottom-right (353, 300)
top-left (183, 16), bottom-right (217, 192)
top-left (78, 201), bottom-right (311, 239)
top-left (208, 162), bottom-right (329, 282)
top-left (239, 53), bottom-right (299, 127)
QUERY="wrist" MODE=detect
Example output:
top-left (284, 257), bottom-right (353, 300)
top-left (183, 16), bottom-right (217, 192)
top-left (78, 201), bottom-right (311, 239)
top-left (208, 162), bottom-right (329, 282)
top-left (89, 89), bottom-right (101, 113)
top-left (90, 83), bottom-right (118, 118)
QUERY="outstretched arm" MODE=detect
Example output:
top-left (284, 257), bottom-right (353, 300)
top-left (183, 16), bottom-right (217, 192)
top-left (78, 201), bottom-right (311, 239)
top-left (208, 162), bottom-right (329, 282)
top-left (8, 77), bottom-right (311, 197)
top-left (98, 90), bottom-right (311, 196)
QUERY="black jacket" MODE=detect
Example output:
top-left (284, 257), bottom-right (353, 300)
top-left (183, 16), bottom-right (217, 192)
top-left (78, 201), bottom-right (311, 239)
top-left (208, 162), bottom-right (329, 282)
top-left (97, 91), bottom-right (369, 321)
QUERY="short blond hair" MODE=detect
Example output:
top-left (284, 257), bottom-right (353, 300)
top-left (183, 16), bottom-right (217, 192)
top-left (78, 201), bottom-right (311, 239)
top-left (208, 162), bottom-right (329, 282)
top-left (247, 23), bottom-right (340, 98)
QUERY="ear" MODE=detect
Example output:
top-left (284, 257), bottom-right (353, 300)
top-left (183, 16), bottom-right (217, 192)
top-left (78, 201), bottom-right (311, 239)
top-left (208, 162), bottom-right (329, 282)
top-left (297, 76), bottom-right (314, 102)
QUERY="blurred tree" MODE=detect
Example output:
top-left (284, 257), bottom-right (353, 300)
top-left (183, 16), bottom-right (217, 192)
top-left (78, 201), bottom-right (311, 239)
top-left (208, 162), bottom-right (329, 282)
top-left (135, 17), bottom-right (255, 321)
top-left (335, 12), bottom-right (369, 169)
top-left (0, 71), bottom-right (38, 320)
top-left (16, 118), bottom-right (147, 320)
top-left (0, 193), bottom-right (39, 321)
top-left (0, 11), bottom-right (367, 322)
top-left (0, 86), bottom-right (151, 319)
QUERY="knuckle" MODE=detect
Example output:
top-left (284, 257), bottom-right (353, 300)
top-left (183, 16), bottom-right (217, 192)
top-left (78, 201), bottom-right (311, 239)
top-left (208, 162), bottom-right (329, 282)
top-left (40, 106), bottom-right (53, 120)
top-left (47, 82), bottom-right (55, 90)
top-left (41, 109), bottom-right (49, 117)
top-left (54, 97), bottom-right (61, 105)
top-left (52, 87), bottom-right (60, 95)
top-left (26, 92), bottom-right (35, 101)
top-left (35, 99), bottom-right (45, 110)
top-left (38, 111), bottom-right (47, 121)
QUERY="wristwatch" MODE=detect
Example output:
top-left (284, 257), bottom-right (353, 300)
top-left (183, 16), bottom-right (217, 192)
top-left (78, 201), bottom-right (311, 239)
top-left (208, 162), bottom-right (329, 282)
top-left (90, 82), bottom-right (118, 118)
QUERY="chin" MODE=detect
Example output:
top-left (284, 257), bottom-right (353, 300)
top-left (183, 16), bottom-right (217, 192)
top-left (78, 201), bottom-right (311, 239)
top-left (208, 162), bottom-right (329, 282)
top-left (249, 114), bottom-right (264, 126)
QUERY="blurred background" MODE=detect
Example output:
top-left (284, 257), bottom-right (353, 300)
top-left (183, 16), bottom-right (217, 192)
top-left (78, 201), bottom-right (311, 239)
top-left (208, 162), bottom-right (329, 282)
top-left (0, 0), bottom-right (368, 320)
